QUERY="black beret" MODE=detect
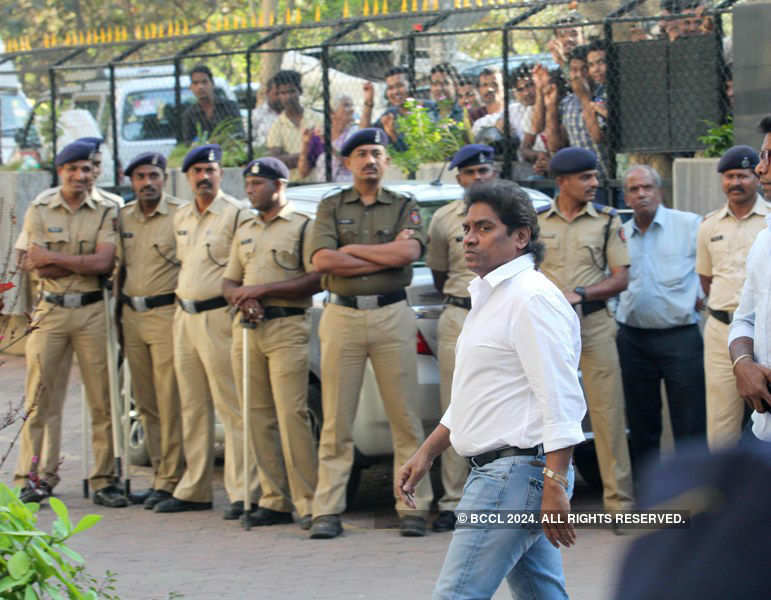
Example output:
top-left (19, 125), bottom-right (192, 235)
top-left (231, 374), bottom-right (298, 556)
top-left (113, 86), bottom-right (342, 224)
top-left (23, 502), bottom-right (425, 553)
top-left (125, 152), bottom-right (167, 177)
top-left (449, 144), bottom-right (495, 170)
top-left (76, 136), bottom-right (103, 152)
top-left (55, 141), bottom-right (96, 167)
top-left (549, 147), bottom-right (597, 175)
top-left (243, 157), bottom-right (289, 180)
top-left (717, 145), bottom-right (759, 173)
top-left (340, 128), bottom-right (389, 157)
top-left (182, 144), bottom-right (222, 173)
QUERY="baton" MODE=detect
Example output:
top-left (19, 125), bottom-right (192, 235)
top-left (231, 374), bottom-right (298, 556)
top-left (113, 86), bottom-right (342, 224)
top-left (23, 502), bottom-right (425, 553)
top-left (240, 318), bottom-right (257, 531)
top-left (120, 359), bottom-right (132, 496)
top-left (102, 285), bottom-right (123, 487)
top-left (81, 384), bottom-right (89, 498)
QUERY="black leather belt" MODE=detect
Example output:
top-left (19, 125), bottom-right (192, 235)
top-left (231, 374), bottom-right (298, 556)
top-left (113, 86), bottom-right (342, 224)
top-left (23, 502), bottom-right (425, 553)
top-left (444, 295), bottom-right (471, 310)
top-left (262, 306), bottom-right (306, 321)
top-left (708, 308), bottom-right (733, 325)
top-left (177, 296), bottom-right (228, 314)
top-left (467, 445), bottom-right (543, 469)
top-left (580, 300), bottom-right (606, 317)
top-left (121, 293), bottom-right (176, 313)
top-left (43, 290), bottom-right (102, 308)
top-left (328, 290), bottom-right (406, 310)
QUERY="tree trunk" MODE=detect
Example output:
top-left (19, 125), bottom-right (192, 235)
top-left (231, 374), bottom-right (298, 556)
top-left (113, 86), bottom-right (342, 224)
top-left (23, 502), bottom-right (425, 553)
top-left (258, 0), bottom-right (294, 95)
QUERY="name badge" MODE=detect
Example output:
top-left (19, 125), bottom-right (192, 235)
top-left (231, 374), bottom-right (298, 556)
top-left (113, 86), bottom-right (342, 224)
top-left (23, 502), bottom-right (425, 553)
top-left (710, 235), bottom-right (723, 242)
top-left (177, 230), bottom-right (188, 236)
top-left (337, 219), bottom-right (354, 225)
top-left (47, 227), bottom-right (63, 233)
top-left (121, 232), bottom-right (134, 238)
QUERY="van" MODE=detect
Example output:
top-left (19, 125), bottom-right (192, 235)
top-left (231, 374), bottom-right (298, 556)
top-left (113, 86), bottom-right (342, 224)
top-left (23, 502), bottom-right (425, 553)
top-left (0, 40), bottom-right (36, 165)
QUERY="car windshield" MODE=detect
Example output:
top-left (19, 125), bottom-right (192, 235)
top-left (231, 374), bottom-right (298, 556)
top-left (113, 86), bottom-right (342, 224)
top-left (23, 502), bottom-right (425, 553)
top-left (1, 93), bottom-right (31, 136)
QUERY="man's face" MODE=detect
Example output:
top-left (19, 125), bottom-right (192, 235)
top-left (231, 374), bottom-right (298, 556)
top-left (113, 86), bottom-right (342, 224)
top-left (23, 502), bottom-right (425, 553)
top-left (277, 83), bottom-right (301, 113)
top-left (344, 144), bottom-right (389, 184)
top-left (186, 162), bottom-right (221, 201)
top-left (457, 83), bottom-right (480, 110)
top-left (587, 50), bottom-right (607, 86)
top-left (558, 170), bottom-right (599, 205)
top-left (462, 201), bottom-right (526, 277)
top-left (191, 72), bottom-right (215, 103)
top-left (568, 58), bottom-right (589, 89)
top-left (266, 83), bottom-right (282, 112)
top-left (513, 76), bottom-right (536, 106)
top-left (755, 134), bottom-right (771, 198)
top-left (430, 71), bottom-right (456, 104)
top-left (478, 73), bottom-right (502, 107)
top-left (624, 168), bottom-right (661, 222)
top-left (555, 26), bottom-right (583, 54)
top-left (679, 8), bottom-right (704, 37)
top-left (456, 164), bottom-right (495, 189)
top-left (721, 168), bottom-right (758, 205)
top-left (244, 175), bottom-right (279, 212)
top-left (385, 73), bottom-right (409, 107)
top-left (130, 164), bottom-right (165, 204)
top-left (91, 151), bottom-right (103, 182)
top-left (58, 160), bottom-right (93, 196)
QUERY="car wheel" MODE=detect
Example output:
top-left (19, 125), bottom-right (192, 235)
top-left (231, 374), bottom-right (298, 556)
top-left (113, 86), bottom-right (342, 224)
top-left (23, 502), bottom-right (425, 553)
top-left (573, 441), bottom-right (603, 490)
top-left (128, 419), bottom-right (151, 467)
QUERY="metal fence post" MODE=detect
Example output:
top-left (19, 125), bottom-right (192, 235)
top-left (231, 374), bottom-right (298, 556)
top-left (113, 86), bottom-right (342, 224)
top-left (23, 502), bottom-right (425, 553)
top-left (321, 45), bottom-right (333, 182)
top-left (173, 58), bottom-right (182, 143)
top-left (246, 50), bottom-right (254, 162)
top-left (407, 34), bottom-right (416, 98)
top-left (49, 67), bottom-right (58, 186)
top-left (108, 64), bottom-right (119, 187)
top-left (501, 26), bottom-right (512, 180)
top-left (603, 20), bottom-right (617, 184)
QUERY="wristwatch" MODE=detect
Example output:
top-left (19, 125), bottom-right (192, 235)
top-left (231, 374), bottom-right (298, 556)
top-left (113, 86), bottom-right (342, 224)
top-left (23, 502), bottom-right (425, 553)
top-left (574, 286), bottom-right (587, 303)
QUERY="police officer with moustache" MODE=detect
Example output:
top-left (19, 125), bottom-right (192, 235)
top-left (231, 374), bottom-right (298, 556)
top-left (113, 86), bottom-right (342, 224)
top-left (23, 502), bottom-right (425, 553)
top-left (223, 157), bottom-right (321, 529)
top-left (696, 145), bottom-right (770, 449)
top-left (308, 128), bottom-right (433, 539)
top-left (424, 144), bottom-right (497, 533)
top-left (153, 145), bottom-right (257, 517)
top-left (537, 147), bottom-right (635, 513)
top-left (117, 152), bottom-right (187, 509)
top-left (14, 141), bottom-right (127, 507)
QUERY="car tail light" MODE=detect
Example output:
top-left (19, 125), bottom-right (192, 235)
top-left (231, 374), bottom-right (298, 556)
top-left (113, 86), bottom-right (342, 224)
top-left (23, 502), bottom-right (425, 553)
top-left (416, 331), bottom-right (433, 356)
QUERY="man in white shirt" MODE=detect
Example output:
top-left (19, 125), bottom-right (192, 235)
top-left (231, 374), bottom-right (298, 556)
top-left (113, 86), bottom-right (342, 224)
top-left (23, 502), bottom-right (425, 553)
top-left (397, 179), bottom-right (586, 599)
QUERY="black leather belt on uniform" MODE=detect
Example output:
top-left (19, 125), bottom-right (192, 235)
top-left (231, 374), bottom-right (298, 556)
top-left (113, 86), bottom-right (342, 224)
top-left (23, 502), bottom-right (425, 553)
top-left (42, 290), bottom-right (102, 308)
top-left (444, 295), bottom-right (471, 310)
top-left (467, 445), bottom-right (543, 469)
top-left (262, 306), bottom-right (306, 321)
top-left (328, 290), bottom-right (406, 310)
top-left (121, 293), bottom-right (176, 313)
top-left (708, 308), bottom-right (733, 325)
top-left (177, 296), bottom-right (228, 314)
top-left (580, 300), bottom-right (606, 317)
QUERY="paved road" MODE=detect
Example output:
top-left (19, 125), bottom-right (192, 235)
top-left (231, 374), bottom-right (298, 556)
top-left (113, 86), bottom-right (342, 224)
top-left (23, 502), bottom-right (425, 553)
top-left (0, 354), bottom-right (632, 600)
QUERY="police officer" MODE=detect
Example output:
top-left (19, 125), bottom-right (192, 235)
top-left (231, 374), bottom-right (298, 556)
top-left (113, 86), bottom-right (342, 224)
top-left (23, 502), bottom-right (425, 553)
top-left (14, 141), bottom-right (127, 507)
top-left (75, 137), bottom-right (124, 208)
top-left (118, 152), bottom-right (186, 509)
top-left (223, 157), bottom-right (321, 529)
top-left (153, 144), bottom-right (256, 517)
top-left (424, 144), bottom-right (496, 533)
top-left (307, 128), bottom-right (433, 539)
top-left (537, 147), bottom-right (635, 513)
top-left (696, 145), bottom-right (770, 449)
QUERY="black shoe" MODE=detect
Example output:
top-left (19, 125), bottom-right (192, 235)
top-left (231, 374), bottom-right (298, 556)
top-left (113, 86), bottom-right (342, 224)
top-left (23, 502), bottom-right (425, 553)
top-left (246, 507), bottom-right (293, 527)
top-left (93, 485), bottom-right (129, 508)
top-left (223, 501), bottom-right (245, 520)
top-left (154, 497), bottom-right (213, 513)
top-left (128, 488), bottom-right (154, 505)
top-left (20, 481), bottom-right (53, 504)
top-left (400, 516), bottom-right (427, 537)
top-left (144, 489), bottom-right (172, 510)
top-left (298, 514), bottom-right (313, 530)
top-left (309, 515), bottom-right (343, 539)
top-left (432, 510), bottom-right (457, 532)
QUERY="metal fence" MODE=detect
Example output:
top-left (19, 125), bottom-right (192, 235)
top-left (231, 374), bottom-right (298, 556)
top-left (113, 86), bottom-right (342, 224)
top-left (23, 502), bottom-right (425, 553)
top-left (2, 1), bottom-right (736, 205)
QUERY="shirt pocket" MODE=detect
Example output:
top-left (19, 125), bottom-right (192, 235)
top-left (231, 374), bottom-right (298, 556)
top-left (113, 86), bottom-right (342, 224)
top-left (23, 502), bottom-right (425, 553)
top-left (338, 224), bottom-right (359, 246)
top-left (271, 238), bottom-right (303, 272)
top-left (204, 229), bottom-right (231, 267)
top-left (42, 228), bottom-right (70, 252)
top-left (153, 238), bottom-right (179, 267)
top-left (656, 254), bottom-right (689, 287)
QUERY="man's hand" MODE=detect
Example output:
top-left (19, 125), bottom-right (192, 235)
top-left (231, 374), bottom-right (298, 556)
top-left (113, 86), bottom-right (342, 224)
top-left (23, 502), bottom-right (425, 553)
top-left (532, 63), bottom-right (550, 90)
top-left (395, 229), bottom-right (415, 241)
top-left (540, 478), bottom-right (575, 549)
top-left (591, 102), bottom-right (608, 119)
top-left (380, 113), bottom-right (398, 142)
top-left (734, 359), bottom-right (771, 413)
top-left (231, 284), bottom-right (267, 307)
top-left (563, 290), bottom-right (581, 306)
top-left (695, 297), bottom-right (706, 312)
top-left (301, 127), bottom-right (317, 151)
top-left (571, 73), bottom-right (592, 101)
top-left (395, 449), bottom-right (433, 509)
top-left (547, 38), bottom-right (567, 67)
top-left (36, 265), bottom-right (70, 279)
top-left (363, 81), bottom-right (375, 106)
top-left (543, 83), bottom-right (559, 109)
top-left (26, 244), bottom-right (53, 269)
top-left (240, 298), bottom-right (264, 323)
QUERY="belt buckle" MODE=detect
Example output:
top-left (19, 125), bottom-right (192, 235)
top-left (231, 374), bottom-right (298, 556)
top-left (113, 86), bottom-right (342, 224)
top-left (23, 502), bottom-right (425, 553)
top-left (132, 296), bottom-right (149, 312)
top-left (63, 294), bottom-right (82, 308)
top-left (356, 295), bottom-right (379, 310)
top-left (180, 299), bottom-right (197, 314)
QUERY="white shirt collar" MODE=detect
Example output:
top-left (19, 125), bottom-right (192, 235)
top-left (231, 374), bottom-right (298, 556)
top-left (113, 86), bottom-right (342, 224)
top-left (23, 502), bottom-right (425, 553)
top-left (470, 253), bottom-right (534, 291)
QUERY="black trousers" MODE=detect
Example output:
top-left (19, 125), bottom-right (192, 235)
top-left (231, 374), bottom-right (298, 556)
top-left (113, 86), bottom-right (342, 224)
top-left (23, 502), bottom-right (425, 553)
top-left (616, 323), bottom-right (706, 466)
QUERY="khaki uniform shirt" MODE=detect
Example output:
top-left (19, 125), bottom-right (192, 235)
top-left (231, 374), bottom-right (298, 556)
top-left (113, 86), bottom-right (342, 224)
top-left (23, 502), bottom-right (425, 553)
top-left (21, 190), bottom-right (118, 295)
top-left (696, 195), bottom-right (771, 312)
top-left (266, 111), bottom-right (322, 181)
top-left (119, 194), bottom-right (188, 298)
top-left (92, 186), bottom-right (124, 208)
top-left (174, 190), bottom-right (252, 302)
top-left (425, 199), bottom-right (474, 298)
top-left (223, 202), bottom-right (313, 309)
top-left (538, 199), bottom-right (629, 291)
top-left (309, 186), bottom-right (427, 296)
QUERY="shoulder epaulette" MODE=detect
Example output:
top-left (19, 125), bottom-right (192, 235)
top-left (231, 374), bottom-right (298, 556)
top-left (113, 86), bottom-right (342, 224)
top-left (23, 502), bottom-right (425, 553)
top-left (165, 195), bottom-right (187, 206)
top-left (703, 208), bottom-right (720, 220)
top-left (321, 186), bottom-right (346, 200)
top-left (30, 188), bottom-right (59, 205)
top-left (592, 202), bottom-right (617, 216)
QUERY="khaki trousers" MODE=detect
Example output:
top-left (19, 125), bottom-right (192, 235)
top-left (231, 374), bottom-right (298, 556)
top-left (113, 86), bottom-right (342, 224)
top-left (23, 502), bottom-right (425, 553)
top-left (123, 304), bottom-right (184, 493)
top-left (232, 314), bottom-right (317, 517)
top-left (436, 304), bottom-right (470, 511)
top-left (312, 301), bottom-right (432, 518)
top-left (580, 311), bottom-right (634, 511)
top-left (704, 316), bottom-right (744, 449)
top-left (16, 301), bottom-right (115, 490)
top-left (172, 306), bottom-right (253, 503)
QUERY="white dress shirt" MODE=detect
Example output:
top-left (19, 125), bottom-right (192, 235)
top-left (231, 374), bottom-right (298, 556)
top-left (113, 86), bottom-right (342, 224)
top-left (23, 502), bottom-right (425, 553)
top-left (729, 214), bottom-right (771, 441)
top-left (440, 253), bottom-right (586, 455)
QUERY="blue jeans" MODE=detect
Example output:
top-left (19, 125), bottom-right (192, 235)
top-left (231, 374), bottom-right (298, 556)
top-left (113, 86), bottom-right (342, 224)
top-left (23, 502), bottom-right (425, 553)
top-left (433, 454), bottom-right (575, 600)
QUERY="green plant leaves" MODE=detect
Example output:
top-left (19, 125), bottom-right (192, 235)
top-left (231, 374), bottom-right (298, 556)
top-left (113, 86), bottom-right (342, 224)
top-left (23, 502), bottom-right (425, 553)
top-left (48, 498), bottom-right (71, 534)
top-left (8, 550), bottom-right (32, 579)
top-left (71, 514), bottom-right (102, 536)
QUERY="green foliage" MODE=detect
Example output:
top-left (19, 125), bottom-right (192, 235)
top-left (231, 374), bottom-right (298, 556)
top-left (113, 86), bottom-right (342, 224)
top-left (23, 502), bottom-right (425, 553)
top-left (0, 482), bottom-right (104, 599)
top-left (698, 118), bottom-right (734, 158)
top-left (167, 117), bottom-right (248, 169)
top-left (389, 100), bottom-right (469, 176)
